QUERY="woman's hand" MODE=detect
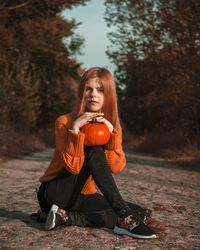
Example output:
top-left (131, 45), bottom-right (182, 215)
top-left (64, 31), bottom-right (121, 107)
top-left (71, 112), bottom-right (104, 132)
top-left (94, 116), bottom-right (114, 133)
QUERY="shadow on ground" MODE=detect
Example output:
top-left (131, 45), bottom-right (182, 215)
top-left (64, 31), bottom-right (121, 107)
top-left (0, 208), bottom-right (44, 230)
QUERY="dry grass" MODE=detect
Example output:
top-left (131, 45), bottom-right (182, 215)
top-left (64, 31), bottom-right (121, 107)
top-left (124, 131), bottom-right (200, 170)
top-left (37, 126), bottom-right (55, 148)
top-left (0, 123), bottom-right (45, 159)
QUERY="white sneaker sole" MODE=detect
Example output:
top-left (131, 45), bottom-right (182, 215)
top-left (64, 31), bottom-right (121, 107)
top-left (45, 204), bottom-right (58, 230)
top-left (113, 226), bottom-right (157, 239)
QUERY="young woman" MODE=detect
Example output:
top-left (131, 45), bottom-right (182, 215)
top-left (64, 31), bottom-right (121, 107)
top-left (37, 67), bottom-right (157, 239)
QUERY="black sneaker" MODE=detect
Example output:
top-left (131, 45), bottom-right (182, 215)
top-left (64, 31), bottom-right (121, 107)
top-left (45, 204), bottom-right (71, 230)
top-left (113, 215), bottom-right (157, 239)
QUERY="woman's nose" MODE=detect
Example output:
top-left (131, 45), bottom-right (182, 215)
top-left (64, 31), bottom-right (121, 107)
top-left (90, 89), bottom-right (97, 96)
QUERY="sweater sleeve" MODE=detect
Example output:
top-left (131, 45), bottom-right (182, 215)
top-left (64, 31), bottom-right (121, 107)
top-left (104, 127), bottom-right (126, 174)
top-left (55, 115), bottom-right (85, 175)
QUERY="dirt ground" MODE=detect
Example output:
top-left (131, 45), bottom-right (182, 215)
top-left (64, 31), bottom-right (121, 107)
top-left (0, 149), bottom-right (200, 250)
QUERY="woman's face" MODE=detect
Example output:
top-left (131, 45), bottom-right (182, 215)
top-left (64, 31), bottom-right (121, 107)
top-left (85, 77), bottom-right (104, 112)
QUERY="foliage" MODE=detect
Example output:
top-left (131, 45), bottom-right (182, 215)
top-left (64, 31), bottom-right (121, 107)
top-left (105, 0), bottom-right (200, 141)
top-left (0, 0), bottom-right (89, 131)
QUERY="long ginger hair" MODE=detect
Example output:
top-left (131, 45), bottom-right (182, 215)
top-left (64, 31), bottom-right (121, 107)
top-left (72, 67), bottom-right (121, 129)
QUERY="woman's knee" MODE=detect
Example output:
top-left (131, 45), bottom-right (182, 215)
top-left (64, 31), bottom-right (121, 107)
top-left (84, 146), bottom-right (104, 157)
top-left (85, 145), bottom-right (104, 152)
top-left (84, 146), bottom-right (107, 166)
top-left (84, 146), bottom-right (109, 172)
top-left (85, 146), bottom-right (104, 157)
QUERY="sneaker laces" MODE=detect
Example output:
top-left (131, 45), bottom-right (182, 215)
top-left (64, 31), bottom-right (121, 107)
top-left (122, 214), bottom-right (143, 231)
top-left (132, 210), bottom-right (146, 222)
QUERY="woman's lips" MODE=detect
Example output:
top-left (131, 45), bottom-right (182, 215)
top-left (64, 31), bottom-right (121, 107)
top-left (89, 100), bottom-right (98, 104)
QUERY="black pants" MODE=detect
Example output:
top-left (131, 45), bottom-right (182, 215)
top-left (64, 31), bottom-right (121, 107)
top-left (38, 146), bottom-right (148, 228)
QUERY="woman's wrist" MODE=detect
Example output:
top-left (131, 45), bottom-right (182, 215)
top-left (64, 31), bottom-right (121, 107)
top-left (68, 127), bottom-right (80, 134)
top-left (109, 125), bottom-right (114, 133)
top-left (69, 122), bottom-right (80, 133)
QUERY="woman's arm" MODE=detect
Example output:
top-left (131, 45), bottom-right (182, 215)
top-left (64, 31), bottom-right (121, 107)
top-left (104, 128), bottom-right (126, 174)
top-left (55, 112), bottom-right (105, 174)
top-left (55, 115), bottom-right (85, 175)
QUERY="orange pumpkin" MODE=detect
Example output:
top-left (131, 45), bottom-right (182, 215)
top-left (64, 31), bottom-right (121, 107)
top-left (81, 122), bottom-right (111, 146)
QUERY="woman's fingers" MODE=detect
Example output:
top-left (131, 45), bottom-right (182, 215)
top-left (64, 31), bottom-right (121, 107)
top-left (72, 113), bottom-right (113, 132)
top-left (74, 112), bottom-right (104, 129)
top-left (94, 117), bottom-right (114, 133)
top-left (95, 116), bottom-right (104, 122)
top-left (86, 112), bottom-right (104, 119)
top-left (87, 112), bottom-right (104, 122)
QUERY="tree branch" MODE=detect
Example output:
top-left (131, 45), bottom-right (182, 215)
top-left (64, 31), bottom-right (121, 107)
top-left (0, 0), bottom-right (31, 10)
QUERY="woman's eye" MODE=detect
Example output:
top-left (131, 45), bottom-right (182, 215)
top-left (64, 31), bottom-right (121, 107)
top-left (86, 87), bottom-right (91, 92)
top-left (85, 87), bottom-right (104, 93)
top-left (98, 88), bottom-right (104, 92)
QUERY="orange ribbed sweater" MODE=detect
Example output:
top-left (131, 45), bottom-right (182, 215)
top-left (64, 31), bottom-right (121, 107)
top-left (39, 114), bottom-right (126, 194)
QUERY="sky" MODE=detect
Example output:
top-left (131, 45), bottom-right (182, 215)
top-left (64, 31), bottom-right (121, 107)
top-left (62, 0), bottom-right (115, 72)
